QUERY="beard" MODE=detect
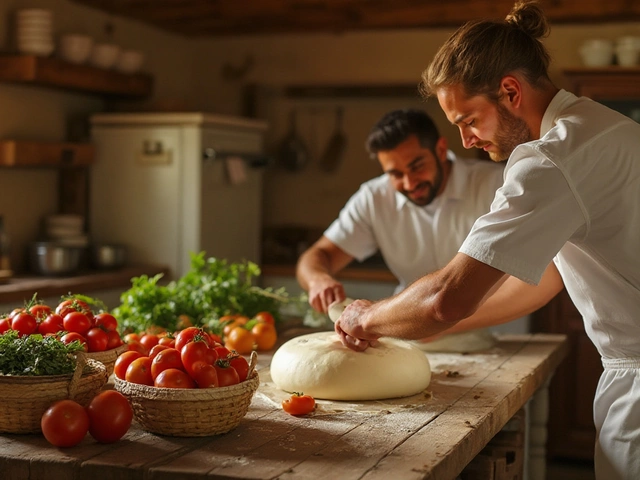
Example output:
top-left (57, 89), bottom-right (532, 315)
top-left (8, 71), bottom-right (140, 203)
top-left (484, 103), bottom-right (533, 162)
top-left (402, 158), bottom-right (444, 207)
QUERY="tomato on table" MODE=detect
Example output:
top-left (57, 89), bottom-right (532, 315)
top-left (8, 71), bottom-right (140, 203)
top-left (253, 311), bottom-right (275, 326)
top-left (224, 326), bottom-right (254, 355)
top-left (41, 399), bottom-right (90, 447)
top-left (251, 322), bottom-right (277, 351)
top-left (86, 390), bottom-right (133, 443)
top-left (282, 392), bottom-right (316, 416)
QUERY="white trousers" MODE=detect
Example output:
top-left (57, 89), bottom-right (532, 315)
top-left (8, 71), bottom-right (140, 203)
top-left (594, 358), bottom-right (640, 480)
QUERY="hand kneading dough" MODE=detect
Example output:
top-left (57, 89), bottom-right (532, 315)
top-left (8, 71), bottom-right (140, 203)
top-left (270, 331), bottom-right (431, 401)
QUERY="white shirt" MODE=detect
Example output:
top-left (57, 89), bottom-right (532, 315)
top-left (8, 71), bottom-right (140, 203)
top-left (324, 154), bottom-right (505, 293)
top-left (460, 90), bottom-right (640, 358)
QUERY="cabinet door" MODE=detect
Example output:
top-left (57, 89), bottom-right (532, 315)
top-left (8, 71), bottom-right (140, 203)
top-left (532, 290), bottom-right (602, 460)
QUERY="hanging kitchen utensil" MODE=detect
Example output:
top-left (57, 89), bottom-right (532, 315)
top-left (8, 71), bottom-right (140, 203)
top-left (319, 106), bottom-right (347, 173)
top-left (278, 108), bottom-right (310, 172)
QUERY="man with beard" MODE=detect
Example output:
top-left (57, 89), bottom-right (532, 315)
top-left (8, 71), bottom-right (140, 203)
top-left (296, 108), bottom-right (504, 315)
top-left (332, 2), bottom-right (640, 479)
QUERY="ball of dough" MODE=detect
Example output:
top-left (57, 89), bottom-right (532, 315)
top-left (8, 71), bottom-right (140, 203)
top-left (270, 331), bottom-right (431, 401)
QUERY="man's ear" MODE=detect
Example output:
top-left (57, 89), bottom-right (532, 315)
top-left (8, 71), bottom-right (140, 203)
top-left (435, 136), bottom-right (448, 162)
top-left (500, 75), bottom-right (522, 108)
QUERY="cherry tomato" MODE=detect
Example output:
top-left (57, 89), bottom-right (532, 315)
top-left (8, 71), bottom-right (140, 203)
top-left (85, 327), bottom-right (109, 352)
top-left (151, 348), bottom-right (184, 380)
top-left (29, 304), bottom-right (52, 320)
top-left (228, 354), bottom-right (250, 382)
top-left (158, 335), bottom-right (176, 348)
top-left (114, 351), bottom-right (143, 380)
top-left (224, 326), bottom-right (254, 355)
top-left (148, 344), bottom-right (171, 360)
top-left (251, 322), bottom-right (278, 351)
top-left (37, 313), bottom-right (64, 335)
top-left (139, 333), bottom-right (159, 351)
top-left (106, 330), bottom-right (124, 349)
top-left (181, 339), bottom-right (218, 376)
top-left (154, 368), bottom-right (196, 388)
top-left (56, 299), bottom-right (93, 319)
top-left (214, 362), bottom-right (240, 387)
top-left (60, 332), bottom-right (88, 352)
top-left (125, 357), bottom-right (154, 386)
top-left (223, 319), bottom-right (247, 337)
top-left (93, 312), bottom-right (118, 332)
top-left (174, 327), bottom-right (211, 352)
top-left (124, 332), bottom-right (141, 343)
top-left (190, 361), bottom-right (219, 388)
top-left (41, 399), bottom-right (90, 447)
top-left (11, 312), bottom-right (37, 337)
top-left (86, 390), bottom-right (133, 443)
top-left (0, 317), bottom-right (10, 334)
top-left (63, 311), bottom-right (91, 335)
top-left (282, 392), bottom-right (316, 416)
top-left (253, 311), bottom-right (275, 326)
top-left (127, 340), bottom-right (148, 355)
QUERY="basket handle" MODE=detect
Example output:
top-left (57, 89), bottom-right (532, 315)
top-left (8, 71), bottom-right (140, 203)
top-left (247, 351), bottom-right (258, 378)
top-left (67, 352), bottom-right (87, 399)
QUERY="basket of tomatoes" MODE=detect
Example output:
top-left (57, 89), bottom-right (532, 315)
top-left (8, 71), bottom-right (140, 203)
top-left (0, 330), bottom-right (108, 434)
top-left (113, 326), bottom-right (260, 437)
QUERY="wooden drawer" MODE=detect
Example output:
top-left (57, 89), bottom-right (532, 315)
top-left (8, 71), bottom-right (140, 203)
top-left (0, 140), bottom-right (94, 167)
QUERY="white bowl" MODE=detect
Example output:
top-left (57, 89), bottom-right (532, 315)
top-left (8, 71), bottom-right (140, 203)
top-left (615, 44), bottom-right (640, 67)
top-left (115, 49), bottom-right (144, 73)
top-left (89, 43), bottom-right (120, 69)
top-left (579, 40), bottom-right (614, 67)
top-left (58, 34), bottom-right (93, 64)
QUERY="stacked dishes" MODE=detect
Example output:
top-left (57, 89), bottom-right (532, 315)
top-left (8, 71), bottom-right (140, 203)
top-left (43, 214), bottom-right (89, 248)
top-left (578, 38), bottom-right (614, 67)
top-left (16, 8), bottom-right (54, 57)
top-left (615, 36), bottom-right (640, 67)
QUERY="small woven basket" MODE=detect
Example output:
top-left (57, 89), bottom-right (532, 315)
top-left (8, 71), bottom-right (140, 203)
top-left (114, 351), bottom-right (259, 436)
top-left (0, 354), bottom-right (108, 434)
top-left (86, 343), bottom-right (129, 376)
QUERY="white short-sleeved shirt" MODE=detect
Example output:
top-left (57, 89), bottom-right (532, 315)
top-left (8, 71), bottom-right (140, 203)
top-left (460, 90), bottom-right (640, 358)
top-left (324, 153), bottom-right (505, 293)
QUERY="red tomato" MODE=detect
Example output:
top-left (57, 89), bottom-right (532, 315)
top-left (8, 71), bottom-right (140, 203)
top-left (174, 327), bottom-right (210, 352)
top-left (151, 348), bottom-right (184, 380)
top-left (181, 340), bottom-right (217, 376)
top-left (190, 361), bottom-right (219, 388)
top-left (228, 354), bottom-right (250, 382)
top-left (11, 312), bottom-right (37, 337)
top-left (37, 313), bottom-right (64, 335)
top-left (158, 336), bottom-right (176, 348)
top-left (125, 357), bottom-right (153, 386)
top-left (106, 330), bottom-right (123, 349)
top-left (41, 399), bottom-right (90, 447)
top-left (139, 333), bottom-right (159, 351)
top-left (213, 345), bottom-right (232, 359)
top-left (56, 299), bottom-right (93, 319)
top-left (225, 326), bottom-right (255, 355)
top-left (148, 344), bottom-right (170, 360)
top-left (63, 311), bottom-right (91, 335)
top-left (124, 332), bottom-right (141, 343)
top-left (208, 332), bottom-right (223, 346)
top-left (253, 311), bottom-right (275, 326)
top-left (93, 312), bottom-right (118, 332)
top-left (114, 351), bottom-right (143, 380)
top-left (251, 322), bottom-right (277, 351)
top-left (155, 368), bottom-right (196, 388)
top-left (0, 317), bottom-right (10, 334)
top-left (86, 390), bottom-right (133, 443)
top-left (127, 340), bottom-right (148, 355)
top-left (214, 362), bottom-right (240, 387)
top-left (281, 393), bottom-right (316, 416)
top-left (29, 304), bottom-right (52, 320)
top-left (85, 327), bottom-right (109, 352)
top-left (60, 332), bottom-right (88, 352)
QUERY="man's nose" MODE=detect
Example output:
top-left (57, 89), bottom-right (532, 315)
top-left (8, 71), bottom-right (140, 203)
top-left (403, 173), bottom-right (419, 191)
top-left (461, 129), bottom-right (476, 149)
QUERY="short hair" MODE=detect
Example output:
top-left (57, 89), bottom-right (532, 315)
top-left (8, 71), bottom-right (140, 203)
top-left (365, 109), bottom-right (440, 160)
top-left (420, 1), bottom-right (552, 102)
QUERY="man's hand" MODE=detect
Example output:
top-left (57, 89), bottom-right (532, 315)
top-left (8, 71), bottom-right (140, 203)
top-left (334, 299), bottom-right (380, 351)
top-left (308, 276), bottom-right (346, 313)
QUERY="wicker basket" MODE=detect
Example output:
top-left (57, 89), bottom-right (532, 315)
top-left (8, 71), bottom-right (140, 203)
top-left (0, 354), bottom-right (108, 434)
top-left (86, 343), bottom-right (129, 376)
top-left (114, 351), bottom-right (259, 436)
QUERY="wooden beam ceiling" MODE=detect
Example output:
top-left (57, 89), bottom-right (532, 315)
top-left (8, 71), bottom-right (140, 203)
top-left (70, 0), bottom-right (640, 37)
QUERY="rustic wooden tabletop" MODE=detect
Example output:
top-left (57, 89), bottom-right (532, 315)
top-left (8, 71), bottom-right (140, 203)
top-left (0, 332), bottom-right (568, 480)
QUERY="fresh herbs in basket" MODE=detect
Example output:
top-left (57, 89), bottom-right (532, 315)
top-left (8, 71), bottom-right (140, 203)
top-left (0, 330), bottom-right (85, 376)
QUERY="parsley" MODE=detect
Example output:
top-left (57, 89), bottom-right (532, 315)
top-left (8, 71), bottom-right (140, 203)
top-left (0, 330), bottom-right (85, 376)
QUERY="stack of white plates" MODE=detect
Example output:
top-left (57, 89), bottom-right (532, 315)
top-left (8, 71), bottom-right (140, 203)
top-left (44, 214), bottom-right (89, 247)
top-left (16, 8), bottom-right (54, 57)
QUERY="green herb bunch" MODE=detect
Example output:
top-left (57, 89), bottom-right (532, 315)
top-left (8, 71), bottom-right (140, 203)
top-left (0, 330), bottom-right (85, 376)
top-left (113, 252), bottom-right (293, 334)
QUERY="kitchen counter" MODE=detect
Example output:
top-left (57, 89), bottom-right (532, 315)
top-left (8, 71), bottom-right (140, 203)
top-left (0, 331), bottom-right (568, 480)
top-left (0, 264), bottom-right (169, 305)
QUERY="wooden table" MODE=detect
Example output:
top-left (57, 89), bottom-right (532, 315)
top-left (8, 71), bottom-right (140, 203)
top-left (0, 332), bottom-right (568, 480)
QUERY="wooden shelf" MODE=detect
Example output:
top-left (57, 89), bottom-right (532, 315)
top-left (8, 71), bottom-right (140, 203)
top-left (563, 66), bottom-right (640, 100)
top-left (0, 54), bottom-right (153, 98)
top-left (0, 140), bottom-right (94, 167)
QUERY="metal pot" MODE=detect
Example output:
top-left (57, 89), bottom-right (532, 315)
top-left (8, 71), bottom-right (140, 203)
top-left (91, 244), bottom-right (127, 269)
top-left (29, 242), bottom-right (85, 276)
